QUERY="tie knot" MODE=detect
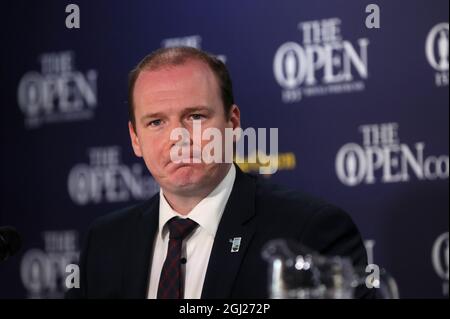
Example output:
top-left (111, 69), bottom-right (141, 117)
top-left (167, 217), bottom-right (198, 240)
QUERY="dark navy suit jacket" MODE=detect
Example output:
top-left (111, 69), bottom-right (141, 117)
top-left (67, 164), bottom-right (372, 299)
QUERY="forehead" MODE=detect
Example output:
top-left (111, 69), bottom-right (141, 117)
top-left (133, 60), bottom-right (221, 110)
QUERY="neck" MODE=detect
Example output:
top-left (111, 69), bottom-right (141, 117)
top-left (162, 164), bottom-right (231, 215)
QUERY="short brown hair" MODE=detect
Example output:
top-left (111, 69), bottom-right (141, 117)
top-left (128, 47), bottom-right (234, 129)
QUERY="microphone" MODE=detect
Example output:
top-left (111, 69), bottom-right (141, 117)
top-left (0, 226), bottom-right (22, 262)
top-left (180, 257), bottom-right (187, 264)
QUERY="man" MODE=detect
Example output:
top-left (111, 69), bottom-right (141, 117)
top-left (67, 47), bottom-right (372, 299)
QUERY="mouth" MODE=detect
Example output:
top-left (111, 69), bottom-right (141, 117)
top-left (166, 159), bottom-right (201, 171)
top-left (166, 152), bottom-right (202, 165)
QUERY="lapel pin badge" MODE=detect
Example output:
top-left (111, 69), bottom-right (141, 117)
top-left (229, 237), bottom-right (242, 253)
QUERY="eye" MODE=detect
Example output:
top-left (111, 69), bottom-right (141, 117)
top-left (189, 114), bottom-right (205, 121)
top-left (147, 119), bottom-right (162, 127)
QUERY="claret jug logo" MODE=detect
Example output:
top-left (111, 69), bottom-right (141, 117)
top-left (336, 123), bottom-right (449, 186)
top-left (274, 17), bottom-right (369, 103)
top-left (17, 51), bottom-right (98, 129)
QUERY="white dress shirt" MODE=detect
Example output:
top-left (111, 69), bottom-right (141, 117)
top-left (147, 164), bottom-right (236, 299)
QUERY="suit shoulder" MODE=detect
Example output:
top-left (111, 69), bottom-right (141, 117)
top-left (251, 175), bottom-right (359, 238)
top-left (89, 194), bottom-right (158, 234)
top-left (254, 176), bottom-right (333, 217)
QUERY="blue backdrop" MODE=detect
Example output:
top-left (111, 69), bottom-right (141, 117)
top-left (1, 0), bottom-right (448, 298)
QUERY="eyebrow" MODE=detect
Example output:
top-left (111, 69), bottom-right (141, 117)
top-left (180, 106), bottom-right (212, 116)
top-left (140, 106), bottom-right (212, 123)
top-left (140, 112), bottom-right (165, 122)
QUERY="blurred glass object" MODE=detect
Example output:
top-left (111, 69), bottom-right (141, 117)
top-left (262, 239), bottom-right (399, 299)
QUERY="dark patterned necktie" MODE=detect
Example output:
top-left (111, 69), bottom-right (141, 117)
top-left (157, 217), bottom-right (198, 299)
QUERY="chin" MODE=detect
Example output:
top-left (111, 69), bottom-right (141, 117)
top-left (170, 165), bottom-right (205, 187)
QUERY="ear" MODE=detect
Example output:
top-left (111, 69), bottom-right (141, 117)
top-left (128, 121), bottom-right (143, 157)
top-left (227, 104), bottom-right (242, 144)
top-left (228, 104), bottom-right (241, 130)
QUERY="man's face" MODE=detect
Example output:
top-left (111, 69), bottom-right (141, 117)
top-left (129, 60), bottom-right (240, 197)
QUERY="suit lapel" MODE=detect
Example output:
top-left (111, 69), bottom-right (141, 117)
top-left (119, 165), bottom-right (258, 299)
top-left (121, 195), bottom-right (160, 298)
top-left (201, 165), bottom-right (257, 298)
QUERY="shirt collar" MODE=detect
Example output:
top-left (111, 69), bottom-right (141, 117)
top-left (158, 164), bottom-right (236, 238)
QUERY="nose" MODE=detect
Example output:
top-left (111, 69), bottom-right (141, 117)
top-left (168, 119), bottom-right (192, 148)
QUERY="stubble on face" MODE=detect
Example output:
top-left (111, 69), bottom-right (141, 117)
top-left (131, 60), bottom-right (235, 198)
